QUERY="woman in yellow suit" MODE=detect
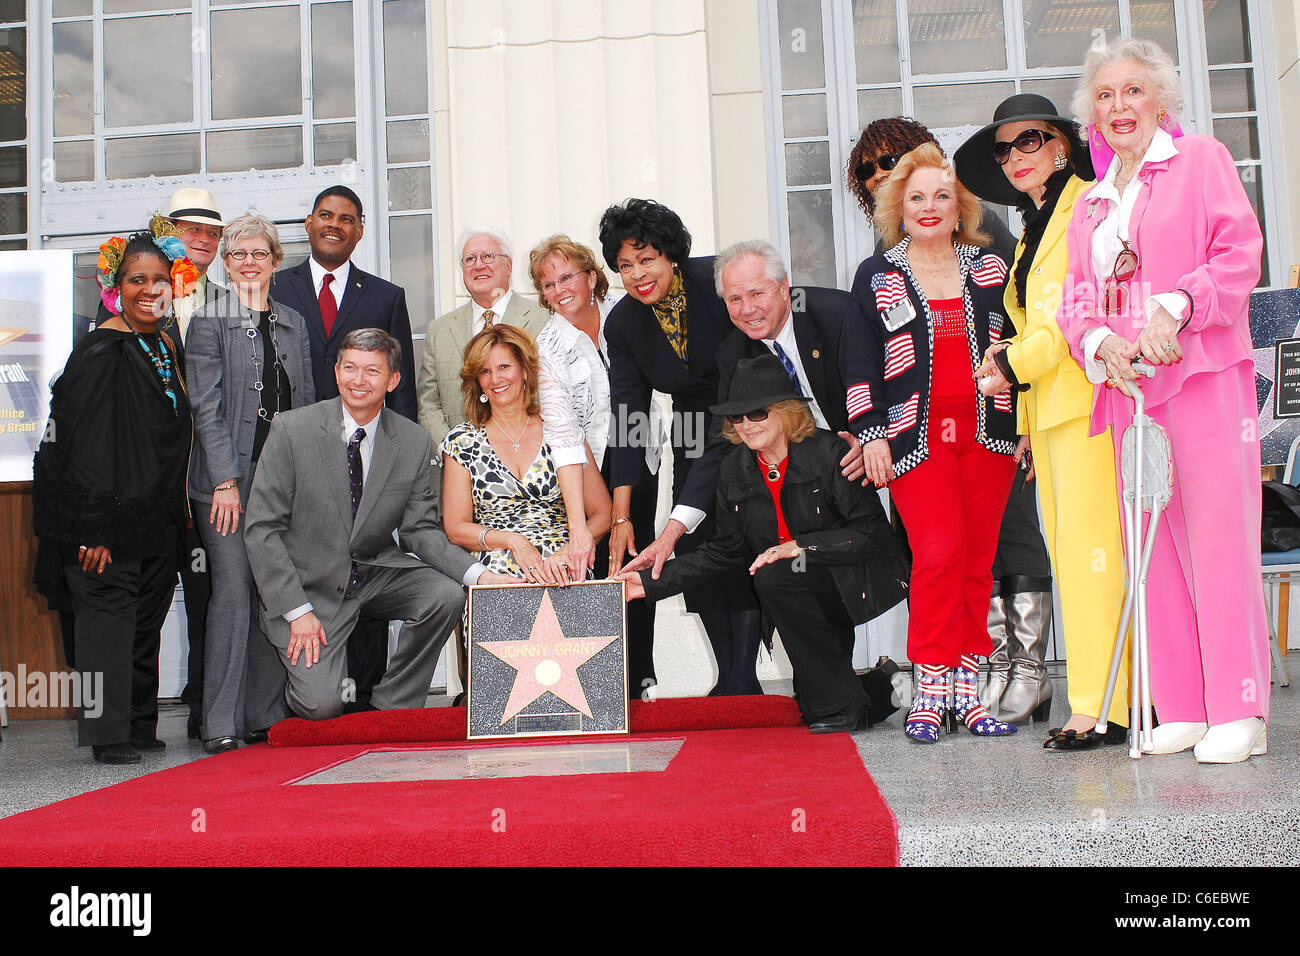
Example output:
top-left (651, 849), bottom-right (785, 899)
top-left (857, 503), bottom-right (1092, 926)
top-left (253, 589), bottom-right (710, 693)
top-left (956, 94), bottom-right (1128, 750)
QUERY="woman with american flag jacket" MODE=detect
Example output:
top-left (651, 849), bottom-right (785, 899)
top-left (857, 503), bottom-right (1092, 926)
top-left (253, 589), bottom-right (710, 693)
top-left (839, 143), bottom-right (1019, 744)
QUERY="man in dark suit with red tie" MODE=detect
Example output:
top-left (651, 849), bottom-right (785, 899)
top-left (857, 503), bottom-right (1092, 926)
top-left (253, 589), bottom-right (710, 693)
top-left (271, 185), bottom-right (419, 705)
top-left (271, 185), bottom-right (418, 421)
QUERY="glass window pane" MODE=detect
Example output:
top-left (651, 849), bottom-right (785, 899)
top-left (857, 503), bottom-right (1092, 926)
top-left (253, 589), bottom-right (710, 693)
top-left (105, 0), bottom-right (184, 11)
top-left (785, 142), bottom-right (831, 187)
top-left (0, 28), bottom-right (25, 142)
top-left (0, 144), bottom-right (23, 187)
top-left (383, 0), bottom-right (429, 115)
top-left (212, 7), bottom-right (302, 120)
top-left (856, 88), bottom-right (904, 130)
top-left (387, 166), bottom-right (431, 211)
top-left (207, 126), bottom-right (303, 172)
top-left (776, 0), bottom-right (825, 91)
top-left (314, 122), bottom-right (356, 165)
top-left (1024, 1), bottom-right (1118, 69)
top-left (105, 133), bottom-right (200, 179)
top-left (388, 214), bottom-right (433, 332)
top-left (1127, 1), bottom-right (1177, 62)
top-left (53, 0), bottom-right (93, 15)
top-left (782, 93), bottom-right (827, 138)
top-left (53, 140), bottom-right (94, 182)
top-left (913, 82), bottom-right (1015, 131)
top-left (311, 2), bottom-right (355, 120)
top-left (786, 190), bottom-right (835, 288)
top-left (1209, 68), bottom-right (1255, 113)
top-left (0, 238), bottom-right (25, 249)
top-left (53, 22), bottom-right (93, 137)
top-left (1204, 0), bottom-right (1251, 64)
top-left (1236, 167), bottom-right (1267, 286)
top-left (1212, 117), bottom-right (1258, 162)
top-left (1021, 77), bottom-right (1083, 119)
top-left (853, 0), bottom-right (899, 85)
top-left (0, 191), bottom-right (25, 234)
top-left (385, 118), bottom-right (429, 163)
top-left (104, 16), bottom-right (192, 127)
top-left (0, 0), bottom-right (25, 22)
top-left (909, 0), bottom-right (1005, 75)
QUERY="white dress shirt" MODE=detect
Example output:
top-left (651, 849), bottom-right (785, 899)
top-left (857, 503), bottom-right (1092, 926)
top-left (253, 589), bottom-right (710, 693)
top-left (471, 289), bottom-right (513, 336)
top-left (1080, 128), bottom-right (1188, 383)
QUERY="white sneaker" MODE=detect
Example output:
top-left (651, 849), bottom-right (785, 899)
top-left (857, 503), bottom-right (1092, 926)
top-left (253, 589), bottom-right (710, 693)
top-left (1194, 718), bottom-right (1267, 764)
top-left (1142, 721), bottom-right (1208, 754)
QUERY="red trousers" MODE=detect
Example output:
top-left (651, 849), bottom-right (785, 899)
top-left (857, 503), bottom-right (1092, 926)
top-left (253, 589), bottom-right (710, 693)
top-left (890, 400), bottom-right (1016, 667)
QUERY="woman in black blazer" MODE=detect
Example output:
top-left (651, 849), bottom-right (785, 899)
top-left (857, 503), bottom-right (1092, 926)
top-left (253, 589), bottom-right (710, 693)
top-left (620, 354), bottom-right (907, 730)
top-left (600, 198), bottom-right (764, 696)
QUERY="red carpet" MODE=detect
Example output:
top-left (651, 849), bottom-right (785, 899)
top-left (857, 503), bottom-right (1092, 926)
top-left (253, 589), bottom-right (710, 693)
top-left (0, 697), bottom-right (898, 866)
top-left (269, 694), bottom-right (804, 746)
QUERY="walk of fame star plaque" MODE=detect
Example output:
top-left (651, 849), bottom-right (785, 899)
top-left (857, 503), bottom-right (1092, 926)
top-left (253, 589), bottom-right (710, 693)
top-left (467, 580), bottom-right (628, 739)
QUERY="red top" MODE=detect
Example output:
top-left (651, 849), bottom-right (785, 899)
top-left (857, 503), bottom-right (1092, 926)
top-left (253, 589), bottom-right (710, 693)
top-left (759, 453), bottom-right (793, 544)
top-left (928, 296), bottom-right (974, 404)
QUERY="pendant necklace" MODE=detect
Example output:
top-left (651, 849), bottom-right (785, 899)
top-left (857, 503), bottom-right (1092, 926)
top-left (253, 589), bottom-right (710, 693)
top-left (493, 415), bottom-right (531, 453)
top-left (757, 452), bottom-right (783, 482)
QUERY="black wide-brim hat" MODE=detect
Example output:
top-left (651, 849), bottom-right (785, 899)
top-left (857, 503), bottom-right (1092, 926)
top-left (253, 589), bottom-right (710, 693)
top-left (709, 353), bottom-right (810, 418)
top-left (954, 93), bottom-right (1095, 206)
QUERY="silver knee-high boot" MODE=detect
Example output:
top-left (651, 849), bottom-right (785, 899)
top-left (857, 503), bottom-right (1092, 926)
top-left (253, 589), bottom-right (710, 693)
top-left (983, 589), bottom-right (1012, 716)
top-left (998, 577), bottom-right (1054, 725)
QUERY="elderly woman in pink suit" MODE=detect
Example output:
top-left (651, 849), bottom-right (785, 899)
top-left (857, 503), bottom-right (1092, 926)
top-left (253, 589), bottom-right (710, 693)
top-left (1058, 37), bottom-right (1268, 764)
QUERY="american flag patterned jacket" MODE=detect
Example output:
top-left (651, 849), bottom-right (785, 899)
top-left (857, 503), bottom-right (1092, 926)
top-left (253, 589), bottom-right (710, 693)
top-left (839, 238), bottom-right (1018, 479)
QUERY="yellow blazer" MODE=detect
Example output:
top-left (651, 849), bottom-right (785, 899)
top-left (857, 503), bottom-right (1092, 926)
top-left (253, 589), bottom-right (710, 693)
top-left (1001, 175), bottom-right (1094, 434)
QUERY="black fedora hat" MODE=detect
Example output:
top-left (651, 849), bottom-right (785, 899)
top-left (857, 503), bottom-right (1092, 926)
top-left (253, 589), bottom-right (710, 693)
top-left (954, 93), bottom-right (1094, 206)
top-left (710, 353), bottom-right (810, 418)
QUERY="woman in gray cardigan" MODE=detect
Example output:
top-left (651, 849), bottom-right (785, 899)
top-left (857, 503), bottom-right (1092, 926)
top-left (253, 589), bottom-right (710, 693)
top-left (186, 214), bottom-right (314, 753)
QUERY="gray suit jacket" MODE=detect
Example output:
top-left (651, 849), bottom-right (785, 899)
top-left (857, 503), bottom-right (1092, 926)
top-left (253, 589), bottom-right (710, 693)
top-left (244, 398), bottom-right (476, 626)
top-left (186, 290), bottom-right (314, 501)
top-left (417, 291), bottom-right (550, 451)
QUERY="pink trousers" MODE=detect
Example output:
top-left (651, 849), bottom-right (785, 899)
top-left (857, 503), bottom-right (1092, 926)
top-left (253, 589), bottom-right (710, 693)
top-left (1106, 364), bottom-right (1270, 724)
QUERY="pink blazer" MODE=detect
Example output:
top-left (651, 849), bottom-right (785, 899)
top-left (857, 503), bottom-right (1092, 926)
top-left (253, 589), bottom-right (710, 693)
top-left (1057, 135), bottom-right (1263, 433)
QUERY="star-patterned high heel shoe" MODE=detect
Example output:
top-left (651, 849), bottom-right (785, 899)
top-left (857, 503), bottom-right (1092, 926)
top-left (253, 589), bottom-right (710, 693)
top-left (954, 654), bottom-right (1017, 736)
top-left (905, 664), bottom-right (952, 744)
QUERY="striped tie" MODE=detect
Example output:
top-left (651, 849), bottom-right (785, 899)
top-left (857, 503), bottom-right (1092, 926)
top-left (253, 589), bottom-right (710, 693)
top-left (772, 341), bottom-right (805, 397)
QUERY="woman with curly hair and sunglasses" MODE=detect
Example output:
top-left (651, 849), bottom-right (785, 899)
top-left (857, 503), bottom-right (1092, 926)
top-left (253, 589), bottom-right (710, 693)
top-left (32, 223), bottom-right (195, 764)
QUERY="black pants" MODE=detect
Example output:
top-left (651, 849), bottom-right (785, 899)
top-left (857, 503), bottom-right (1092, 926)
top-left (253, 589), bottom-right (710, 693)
top-left (63, 532), bottom-right (178, 746)
top-left (178, 502), bottom-right (212, 726)
top-left (599, 464), bottom-right (659, 698)
top-left (752, 561), bottom-right (865, 722)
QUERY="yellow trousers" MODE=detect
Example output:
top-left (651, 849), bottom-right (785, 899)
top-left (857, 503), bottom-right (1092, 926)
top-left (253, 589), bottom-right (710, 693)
top-left (1026, 406), bottom-right (1129, 723)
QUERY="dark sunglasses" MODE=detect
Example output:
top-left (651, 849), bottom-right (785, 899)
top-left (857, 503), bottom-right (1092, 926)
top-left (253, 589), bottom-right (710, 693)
top-left (726, 408), bottom-right (770, 425)
top-left (1103, 240), bottom-right (1140, 315)
top-left (856, 153), bottom-right (901, 181)
top-left (992, 128), bottom-right (1051, 165)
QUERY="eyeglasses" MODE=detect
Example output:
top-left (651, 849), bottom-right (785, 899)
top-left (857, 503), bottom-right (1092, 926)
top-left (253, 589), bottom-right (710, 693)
top-left (1102, 240), bottom-right (1139, 315)
top-left (856, 153), bottom-right (901, 182)
top-left (540, 270), bottom-right (590, 295)
top-left (992, 128), bottom-right (1051, 165)
top-left (225, 249), bottom-right (271, 261)
top-left (726, 408), bottom-right (770, 425)
top-left (462, 252), bottom-right (502, 267)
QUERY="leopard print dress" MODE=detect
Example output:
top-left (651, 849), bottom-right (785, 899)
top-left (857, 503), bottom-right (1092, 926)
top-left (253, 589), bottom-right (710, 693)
top-left (441, 421), bottom-right (568, 575)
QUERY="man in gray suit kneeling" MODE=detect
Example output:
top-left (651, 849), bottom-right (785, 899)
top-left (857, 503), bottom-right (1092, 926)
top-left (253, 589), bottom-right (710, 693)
top-left (245, 328), bottom-right (516, 719)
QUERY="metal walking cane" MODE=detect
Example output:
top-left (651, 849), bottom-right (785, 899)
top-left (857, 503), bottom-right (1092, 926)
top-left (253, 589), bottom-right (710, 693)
top-left (1095, 362), bottom-right (1171, 758)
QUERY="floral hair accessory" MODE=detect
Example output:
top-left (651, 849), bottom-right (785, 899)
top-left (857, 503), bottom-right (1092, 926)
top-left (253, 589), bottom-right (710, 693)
top-left (96, 214), bottom-right (205, 315)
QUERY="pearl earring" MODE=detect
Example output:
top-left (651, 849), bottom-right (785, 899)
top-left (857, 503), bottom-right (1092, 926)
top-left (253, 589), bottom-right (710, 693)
top-left (589, 290), bottom-right (596, 307)
top-left (479, 392), bottom-right (488, 404)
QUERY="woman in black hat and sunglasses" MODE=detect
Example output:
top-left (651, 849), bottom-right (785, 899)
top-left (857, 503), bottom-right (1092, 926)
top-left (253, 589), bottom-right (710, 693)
top-left (955, 93), bottom-right (1129, 751)
top-left (618, 354), bottom-right (907, 732)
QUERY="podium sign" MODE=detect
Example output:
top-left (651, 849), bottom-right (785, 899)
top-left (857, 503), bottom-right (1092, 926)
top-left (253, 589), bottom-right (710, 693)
top-left (467, 581), bottom-right (627, 740)
top-left (1275, 338), bottom-right (1300, 419)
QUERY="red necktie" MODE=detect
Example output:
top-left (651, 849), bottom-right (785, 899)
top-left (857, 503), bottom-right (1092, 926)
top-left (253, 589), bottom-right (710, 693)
top-left (320, 273), bottom-right (338, 338)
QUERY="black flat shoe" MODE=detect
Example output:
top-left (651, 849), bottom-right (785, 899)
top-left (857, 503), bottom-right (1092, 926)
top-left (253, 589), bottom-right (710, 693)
top-left (129, 736), bottom-right (166, 751)
top-left (93, 742), bottom-right (141, 764)
top-left (243, 729), bottom-right (269, 745)
top-left (186, 716), bottom-right (201, 740)
top-left (1043, 723), bottom-right (1128, 751)
top-left (204, 736), bottom-right (239, 754)
top-left (808, 706), bottom-right (869, 734)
